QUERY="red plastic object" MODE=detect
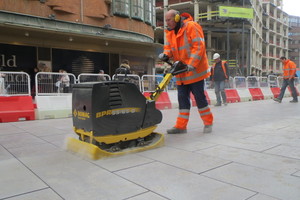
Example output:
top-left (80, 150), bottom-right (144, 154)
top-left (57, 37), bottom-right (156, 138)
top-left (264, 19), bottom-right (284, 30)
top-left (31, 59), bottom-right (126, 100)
top-left (225, 89), bottom-right (241, 103)
top-left (190, 91), bottom-right (211, 106)
top-left (270, 87), bottom-right (280, 98)
top-left (143, 92), bottom-right (172, 110)
top-left (0, 96), bottom-right (35, 122)
top-left (249, 88), bottom-right (264, 100)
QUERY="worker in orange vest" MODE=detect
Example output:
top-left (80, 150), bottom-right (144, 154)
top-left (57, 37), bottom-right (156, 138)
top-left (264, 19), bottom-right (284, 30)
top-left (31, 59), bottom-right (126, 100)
top-left (210, 53), bottom-right (229, 106)
top-left (273, 56), bottom-right (298, 103)
top-left (160, 10), bottom-right (213, 134)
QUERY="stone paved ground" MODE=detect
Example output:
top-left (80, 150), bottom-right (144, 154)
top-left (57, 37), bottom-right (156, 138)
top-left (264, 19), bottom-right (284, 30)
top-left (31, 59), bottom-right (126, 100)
top-left (0, 99), bottom-right (299, 200)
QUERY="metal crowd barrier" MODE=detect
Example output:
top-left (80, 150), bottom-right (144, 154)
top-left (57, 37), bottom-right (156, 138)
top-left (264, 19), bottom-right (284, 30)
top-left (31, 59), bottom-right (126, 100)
top-left (112, 74), bottom-right (141, 91)
top-left (205, 76), bottom-right (234, 90)
top-left (35, 72), bottom-right (76, 96)
top-left (246, 76), bottom-right (259, 88)
top-left (0, 72), bottom-right (30, 96)
top-left (77, 73), bottom-right (111, 83)
top-left (277, 76), bottom-right (284, 88)
top-left (0, 71), bottom-right (293, 98)
top-left (268, 75), bottom-right (278, 87)
top-left (258, 77), bottom-right (269, 88)
top-left (233, 76), bottom-right (247, 88)
top-left (141, 75), bottom-right (162, 93)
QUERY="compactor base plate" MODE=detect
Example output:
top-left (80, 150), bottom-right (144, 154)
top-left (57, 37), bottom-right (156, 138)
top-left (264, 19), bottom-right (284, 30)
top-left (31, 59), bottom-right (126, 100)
top-left (66, 132), bottom-right (164, 160)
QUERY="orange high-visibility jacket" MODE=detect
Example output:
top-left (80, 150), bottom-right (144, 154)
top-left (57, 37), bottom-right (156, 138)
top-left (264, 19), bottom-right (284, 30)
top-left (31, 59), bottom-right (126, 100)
top-left (163, 13), bottom-right (210, 85)
top-left (282, 59), bottom-right (296, 79)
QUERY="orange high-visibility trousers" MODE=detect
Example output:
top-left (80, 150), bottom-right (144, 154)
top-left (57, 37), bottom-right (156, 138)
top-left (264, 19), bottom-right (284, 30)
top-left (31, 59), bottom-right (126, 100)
top-left (198, 106), bottom-right (213, 125)
top-left (174, 109), bottom-right (190, 129)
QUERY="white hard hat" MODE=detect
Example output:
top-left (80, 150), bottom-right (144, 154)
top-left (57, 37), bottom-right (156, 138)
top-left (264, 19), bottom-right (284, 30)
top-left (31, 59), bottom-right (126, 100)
top-left (213, 53), bottom-right (220, 59)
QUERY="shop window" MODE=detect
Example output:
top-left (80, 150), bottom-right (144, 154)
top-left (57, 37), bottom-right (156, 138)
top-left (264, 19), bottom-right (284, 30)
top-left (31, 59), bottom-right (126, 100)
top-left (131, 0), bottom-right (144, 21)
top-left (113, 0), bottom-right (130, 17)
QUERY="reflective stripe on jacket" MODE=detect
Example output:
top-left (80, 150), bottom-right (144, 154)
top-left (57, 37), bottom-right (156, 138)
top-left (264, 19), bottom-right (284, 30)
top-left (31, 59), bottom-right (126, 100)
top-left (163, 13), bottom-right (210, 85)
top-left (282, 59), bottom-right (296, 79)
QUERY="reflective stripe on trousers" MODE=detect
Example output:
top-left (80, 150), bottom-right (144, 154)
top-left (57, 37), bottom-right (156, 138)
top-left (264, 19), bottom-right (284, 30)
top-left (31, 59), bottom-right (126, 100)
top-left (198, 106), bottom-right (213, 126)
top-left (174, 109), bottom-right (190, 129)
top-left (175, 80), bottom-right (214, 128)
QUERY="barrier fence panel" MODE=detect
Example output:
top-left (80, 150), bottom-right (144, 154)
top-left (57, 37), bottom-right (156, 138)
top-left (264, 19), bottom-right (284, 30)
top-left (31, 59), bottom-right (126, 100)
top-left (205, 76), bottom-right (233, 90)
top-left (141, 75), bottom-right (161, 93)
top-left (246, 76), bottom-right (259, 88)
top-left (112, 74), bottom-right (141, 91)
top-left (268, 75), bottom-right (278, 87)
top-left (36, 72), bottom-right (76, 96)
top-left (227, 76), bottom-right (234, 89)
top-left (233, 76), bottom-right (246, 88)
top-left (258, 77), bottom-right (269, 87)
top-left (204, 78), bottom-right (211, 89)
top-left (77, 73), bottom-right (111, 83)
top-left (277, 76), bottom-right (283, 88)
top-left (0, 72), bottom-right (31, 96)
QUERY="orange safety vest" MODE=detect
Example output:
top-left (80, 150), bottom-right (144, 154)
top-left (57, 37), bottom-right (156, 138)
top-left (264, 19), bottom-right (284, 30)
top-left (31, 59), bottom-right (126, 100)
top-left (163, 13), bottom-right (210, 85)
top-left (211, 61), bottom-right (228, 79)
top-left (282, 59), bottom-right (296, 79)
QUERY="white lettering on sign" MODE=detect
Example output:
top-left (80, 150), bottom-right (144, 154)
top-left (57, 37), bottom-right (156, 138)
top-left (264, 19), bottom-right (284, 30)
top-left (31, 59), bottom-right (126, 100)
top-left (0, 54), bottom-right (17, 67)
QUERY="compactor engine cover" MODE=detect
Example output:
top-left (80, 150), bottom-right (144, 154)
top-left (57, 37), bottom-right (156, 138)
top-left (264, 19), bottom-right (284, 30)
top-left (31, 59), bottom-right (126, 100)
top-left (72, 81), bottom-right (162, 137)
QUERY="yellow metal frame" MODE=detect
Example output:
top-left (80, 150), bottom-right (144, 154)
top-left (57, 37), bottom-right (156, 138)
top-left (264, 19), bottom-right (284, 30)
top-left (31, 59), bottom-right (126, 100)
top-left (66, 132), bottom-right (164, 160)
top-left (209, 59), bottom-right (237, 68)
top-left (197, 11), bottom-right (219, 20)
top-left (74, 126), bottom-right (157, 144)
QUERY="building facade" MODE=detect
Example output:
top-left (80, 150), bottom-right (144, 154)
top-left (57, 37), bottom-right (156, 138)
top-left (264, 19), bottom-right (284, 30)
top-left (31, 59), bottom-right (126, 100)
top-left (288, 15), bottom-right (300, 68)
top-left (0, 0), bottom-right (158, 77)
top-left (155, 0), bottom-right (290, 76)
top-left (262, 0), bottom-right (289, 75)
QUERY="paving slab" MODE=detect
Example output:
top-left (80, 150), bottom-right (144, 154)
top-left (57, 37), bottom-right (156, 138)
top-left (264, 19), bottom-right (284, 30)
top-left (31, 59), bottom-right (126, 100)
top-left (137, 146), bottom-right (230, 173)
top-left (116, 162), bottom-right (255, 200)
top-left (0, 158), bottom-right (47, 199)
top-left (264, 144), bottom-right (300, 160)
top-left (5, 188), bottom-right (63, 200)
top-left (198, 145), bottom-right (300, 175)
top-left (20, 150), bottom-right (146, 200)
top-left (127, 191), bottom-right (168, 200)
top-left (203, 162), bottom-right (300, 200)
top-left (247, 193), bottom-right (280, 200)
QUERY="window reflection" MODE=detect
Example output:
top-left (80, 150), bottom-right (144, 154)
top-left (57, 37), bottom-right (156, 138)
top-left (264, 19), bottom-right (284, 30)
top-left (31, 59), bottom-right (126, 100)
top-left (113, 0), bottom-right (155, 26)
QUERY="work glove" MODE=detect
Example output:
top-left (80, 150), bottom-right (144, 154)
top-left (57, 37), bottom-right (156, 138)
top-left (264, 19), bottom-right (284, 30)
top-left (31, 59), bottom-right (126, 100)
top-left (158, 53), bottom-right (169, 62)
top-left (186, 65), bottom-right (195, 71)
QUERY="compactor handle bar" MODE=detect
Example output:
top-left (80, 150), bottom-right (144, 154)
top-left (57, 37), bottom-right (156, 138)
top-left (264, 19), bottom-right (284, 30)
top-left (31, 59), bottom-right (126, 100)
top-left (148, 60), bottom-right (188, 101)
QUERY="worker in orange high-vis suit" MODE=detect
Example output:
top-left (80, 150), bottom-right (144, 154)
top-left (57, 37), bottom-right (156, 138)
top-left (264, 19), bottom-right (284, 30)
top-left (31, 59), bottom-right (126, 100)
top-left (160, 10), bottom-right (213, 134)
top-left (274, 56), bottom-right (298, 103)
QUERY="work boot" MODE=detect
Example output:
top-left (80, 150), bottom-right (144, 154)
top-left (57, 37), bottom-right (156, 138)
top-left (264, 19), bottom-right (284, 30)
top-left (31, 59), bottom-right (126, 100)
top-left (167, 127), bottom-right (187, 134)
top-left (290, 100), bottom-right (298, 103)
top-left (273, 98), bottom-right (281, 103)
top-left (214, 102), bottom-right (221, 106)
top-left (203, 125), bottom-right (212, 133)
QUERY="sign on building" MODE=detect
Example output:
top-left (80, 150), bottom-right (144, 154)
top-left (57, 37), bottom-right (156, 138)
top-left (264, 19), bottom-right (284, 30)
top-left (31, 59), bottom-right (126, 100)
top-left (219, 6), bottom-right (254, 19)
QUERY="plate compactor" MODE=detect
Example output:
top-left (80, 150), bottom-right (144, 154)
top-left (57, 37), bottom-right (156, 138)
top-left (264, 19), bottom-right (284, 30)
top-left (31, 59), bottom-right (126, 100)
top-left (66, 59), bottom-right (187, 159)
